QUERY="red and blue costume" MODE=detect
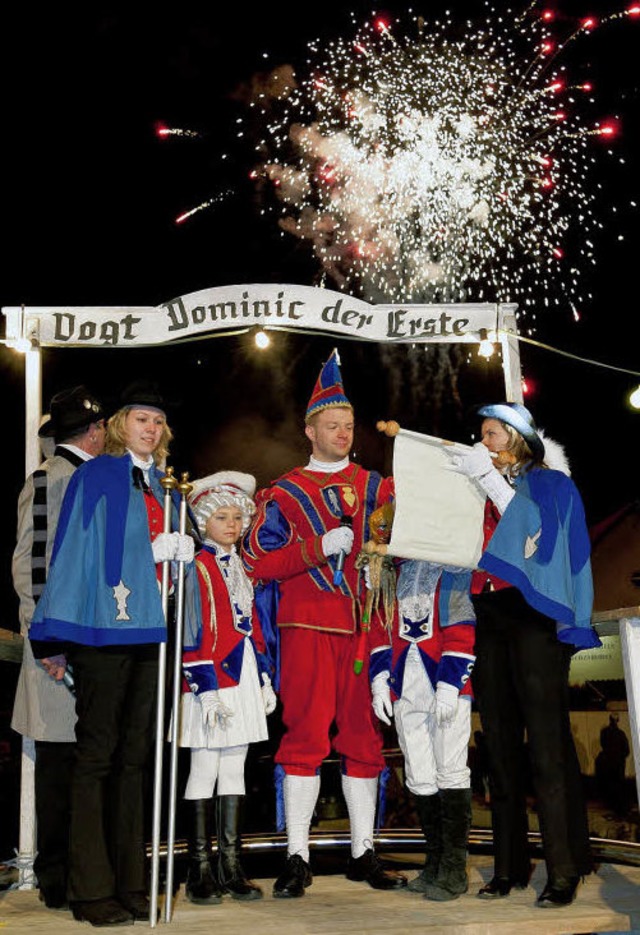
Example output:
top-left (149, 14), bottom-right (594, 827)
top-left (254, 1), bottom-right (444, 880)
top-left (370, 564), bottom-right (475, 703)
top-left (244, 464), bottom-right (393, 777)
top-left (182, 545), bottom-right (270, 698)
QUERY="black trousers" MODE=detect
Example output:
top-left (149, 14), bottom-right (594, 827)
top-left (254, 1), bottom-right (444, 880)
top-left (472, 588), bottom-right (592, 884)
top-left (66, 643), bottom-right (158, 902)
top-left (34, 740), bottom-right (75, 893)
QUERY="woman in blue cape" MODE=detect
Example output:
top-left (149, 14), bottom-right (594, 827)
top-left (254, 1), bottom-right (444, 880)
top-left (449, 402), bottom-right (600, 910)
top-left (30, 382), bottom-right (199, 927)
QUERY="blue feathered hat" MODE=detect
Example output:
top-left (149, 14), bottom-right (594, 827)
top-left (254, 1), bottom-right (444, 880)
top-left (477, 402), bottom-right (545, 459)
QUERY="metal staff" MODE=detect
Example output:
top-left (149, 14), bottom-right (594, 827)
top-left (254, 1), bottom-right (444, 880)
top-left (164, 472), bottom-right (193, 923)
top-left (150, 466), bottom-right (177, 928)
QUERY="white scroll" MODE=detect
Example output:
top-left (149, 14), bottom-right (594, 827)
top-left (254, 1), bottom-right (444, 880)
top-left (387, 429), bottom-right (486, 569)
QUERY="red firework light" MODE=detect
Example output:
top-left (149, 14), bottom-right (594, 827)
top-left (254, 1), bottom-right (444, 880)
top-left (598, 121), bottom-right (618, 137)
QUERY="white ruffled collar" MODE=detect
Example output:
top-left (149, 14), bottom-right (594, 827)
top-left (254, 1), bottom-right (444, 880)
top-left (307, 454), bottom-right (349, 474)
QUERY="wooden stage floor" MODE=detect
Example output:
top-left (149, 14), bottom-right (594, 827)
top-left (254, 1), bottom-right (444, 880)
top-left (1, 854), bottom-right (639, 934)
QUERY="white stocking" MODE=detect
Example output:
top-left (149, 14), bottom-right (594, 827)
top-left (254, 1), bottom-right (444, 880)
top-left (284, 774), bottom-right (320, 863)
top-left (342, 774), bottom-right (378, 858)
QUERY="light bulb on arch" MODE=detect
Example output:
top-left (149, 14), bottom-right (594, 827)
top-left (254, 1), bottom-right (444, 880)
top-left (255, 329), bottom-right (271, 349)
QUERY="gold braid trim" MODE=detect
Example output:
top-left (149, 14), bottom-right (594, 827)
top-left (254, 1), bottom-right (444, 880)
top-left (195, 558), bottom-right (218, 654)
top-left (301, 535), bottom-right (327, 567)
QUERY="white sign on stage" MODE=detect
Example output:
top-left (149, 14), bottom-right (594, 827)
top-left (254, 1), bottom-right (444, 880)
top-left (3, 284), bottom-right (516, 348)
top-left (388, 429), bottom-right (486, 570)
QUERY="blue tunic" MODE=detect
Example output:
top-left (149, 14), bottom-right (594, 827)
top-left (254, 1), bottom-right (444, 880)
top-left (30, 453), bottom-right (201, 649)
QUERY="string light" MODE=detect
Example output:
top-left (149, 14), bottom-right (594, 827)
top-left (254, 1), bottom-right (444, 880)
top-left (478, 328), bottom-right (496, 359)
top-left (629, 386), bottom-right (640, 410)
top-left (254, 329), bottom-right (271, 349)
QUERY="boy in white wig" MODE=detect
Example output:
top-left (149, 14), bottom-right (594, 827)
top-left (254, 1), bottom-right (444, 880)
top-left (180, 472), bottom-right (276, 904)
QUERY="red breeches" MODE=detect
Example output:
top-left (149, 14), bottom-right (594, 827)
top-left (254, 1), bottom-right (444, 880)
top-left (275, 627), bottom-right (385, 778)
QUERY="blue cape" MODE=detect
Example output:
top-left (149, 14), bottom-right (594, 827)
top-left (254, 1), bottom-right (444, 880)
top-left (479, 468), bottom-right (600, 650)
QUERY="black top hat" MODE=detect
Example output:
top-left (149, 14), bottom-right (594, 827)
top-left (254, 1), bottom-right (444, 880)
top-left (38, 386), bottom-right (104, 440)
top-left (119, 380), bottom-right (167, 413)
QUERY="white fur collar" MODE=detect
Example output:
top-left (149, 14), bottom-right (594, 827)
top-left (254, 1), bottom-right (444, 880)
top-left (539, 430), bottom-right (571, 476)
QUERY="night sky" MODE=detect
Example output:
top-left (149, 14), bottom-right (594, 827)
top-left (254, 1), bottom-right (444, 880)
top-left (2, 2), bottom-right (639, 622)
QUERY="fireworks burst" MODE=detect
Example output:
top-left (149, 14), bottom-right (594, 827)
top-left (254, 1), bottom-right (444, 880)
top-left (252, 4), bottom-right (636, 318)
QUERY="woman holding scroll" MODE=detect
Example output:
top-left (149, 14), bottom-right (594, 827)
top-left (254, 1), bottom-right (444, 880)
top-left (448, 402), bottom-right (600, 909)
top-left (30, 382), bottom-right (199, 927)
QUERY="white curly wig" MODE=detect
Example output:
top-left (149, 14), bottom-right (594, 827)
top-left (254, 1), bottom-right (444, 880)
top-left (189, 471), bottom-right (257, 537)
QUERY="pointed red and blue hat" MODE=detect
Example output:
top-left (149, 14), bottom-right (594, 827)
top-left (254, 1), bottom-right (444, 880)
top-left (305, 349), bottom-right (352, 423)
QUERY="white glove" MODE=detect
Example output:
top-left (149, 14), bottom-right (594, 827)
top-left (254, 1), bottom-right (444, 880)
top-left (322, 525), bottom-right (354, 558)
top-left (446, 442), bottom-right (514, 513)
top-left (371, 672), bottom-right (393, 726)
top-left (174, 533), bottom-right (195, 563)
top-left (447, 442), bottom-right (496, 479)
top-left (152, 531), bottom-right (195, 564)
top-left (199, 690), bottom-right (234, 730)
top-left (261, 673), bottom-right (277, 715)
top-left (363, 563), bottom-right (372, 590)
top-left (475, 469), bottom-right (515, 515)
top-left (152, 532), bottom-right (178, 563)
top-left (434, 682), bottom-right (459, 727)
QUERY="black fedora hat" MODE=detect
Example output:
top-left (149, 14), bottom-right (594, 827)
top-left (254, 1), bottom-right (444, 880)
top-left (39, 386), bottom-right (104, 440)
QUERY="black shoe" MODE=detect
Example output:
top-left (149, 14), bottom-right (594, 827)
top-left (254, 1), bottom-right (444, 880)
top-left (117, 892), bottom-right (158, 921)
top-left (346, 849), bottom-right (407, 890)
top-left (478, 877), bottom-right (512, 899)
top-left (38, 883), bottom-right (69, 910)
top-left (185, 859), bottom-right (223, 905)
top-left (477, 876), bottom-right (529, 899)
top-left (536, 877), bottom-right (580, 908)
top-left (220, 872), bottom-right (263, 901)
top-left (71, 898), bottom-right (134, 927)
top-left (273, 854), bottom-right (312, 899)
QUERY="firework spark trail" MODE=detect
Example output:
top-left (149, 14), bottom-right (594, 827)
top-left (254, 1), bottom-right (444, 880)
top-left (175, 190), bottom-right (234, 224)
top-left (252, 4), bottom-right (635, 320)
top-left (156, 124), bottom-right (202, 139)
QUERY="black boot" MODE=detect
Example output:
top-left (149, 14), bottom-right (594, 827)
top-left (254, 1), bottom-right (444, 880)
top-left (424, 789), bottom-right (472, 902)
top-left (185, 799), bottom-right (223, 905)
top-left (216, 795), bottom-right (263, 901)
top-left (408, 793), bottom-right (442, 893)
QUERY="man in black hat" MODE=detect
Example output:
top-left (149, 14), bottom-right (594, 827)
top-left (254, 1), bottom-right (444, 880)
top-left (12, 385), bottom-right (105, 909)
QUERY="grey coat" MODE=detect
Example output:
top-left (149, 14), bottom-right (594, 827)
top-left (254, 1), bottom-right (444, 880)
top-left (11, 447), bottom-right (84, 742)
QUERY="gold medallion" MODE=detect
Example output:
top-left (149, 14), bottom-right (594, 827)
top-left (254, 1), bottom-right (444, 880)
top-left (342, 486), bottom-right (356, 508)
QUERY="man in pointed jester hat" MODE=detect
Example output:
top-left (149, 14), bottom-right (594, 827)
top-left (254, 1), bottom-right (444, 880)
top-left (243, 349), bottom-right (406, 898)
